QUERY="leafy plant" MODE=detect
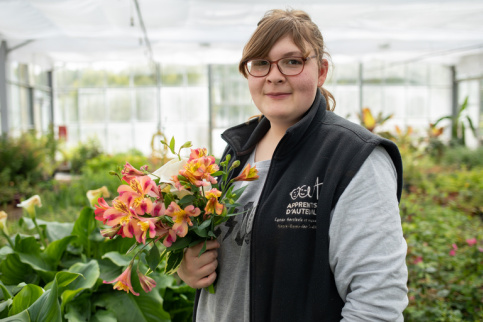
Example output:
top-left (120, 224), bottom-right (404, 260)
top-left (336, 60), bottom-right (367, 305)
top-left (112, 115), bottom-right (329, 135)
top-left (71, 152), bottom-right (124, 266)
top-left (434, 96), bottom-right (477, 146)
top-left (0, 199), bottom-right (195, 321)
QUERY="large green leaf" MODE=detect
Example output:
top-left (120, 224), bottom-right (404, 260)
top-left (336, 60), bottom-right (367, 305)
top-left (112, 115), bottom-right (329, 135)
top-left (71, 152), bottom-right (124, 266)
top-left (95, 285), bottom-right (171, 322)
top-left (42, 235), bottom-right (76, 267)
top-left (0, 253), bottom-right (39, 285)
top-left (44, 222), bottom-right (75, 242)
top-left (97, 258), bottom-right (122, 282)
top-left (13, 236), bottom-right (53, 272)
top-left (61, 260), bottom-right (100, 312)
top-left (8, 284), bottom-right (44, 316)
top-left (27, 272), bottom-right (79, 322)
top-left (0, 298), bottom-right (12, 318)
top-left (102, 251), bottom-right (132, 267)
top-left (71, 207), bottom-right (96, 248)
top-left (0, 280), bottom-right (13, 300)
top-left (0, 308), bottom-right (29, 321)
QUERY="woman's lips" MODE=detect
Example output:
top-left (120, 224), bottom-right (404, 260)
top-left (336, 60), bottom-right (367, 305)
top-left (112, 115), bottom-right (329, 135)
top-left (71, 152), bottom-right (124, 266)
top-left (265, 92), bottom-right (291, 99)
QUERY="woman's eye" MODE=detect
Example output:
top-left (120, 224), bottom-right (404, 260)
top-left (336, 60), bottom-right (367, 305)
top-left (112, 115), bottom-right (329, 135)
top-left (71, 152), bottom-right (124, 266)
top-left (285, 58), bottom-right (303, 65)
top-left (252, 60), bottom-right (269, 67)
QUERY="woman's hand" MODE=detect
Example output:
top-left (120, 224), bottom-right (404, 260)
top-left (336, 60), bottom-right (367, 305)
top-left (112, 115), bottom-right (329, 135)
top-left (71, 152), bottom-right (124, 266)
top-left (177, 240), bottom-right (220, 289)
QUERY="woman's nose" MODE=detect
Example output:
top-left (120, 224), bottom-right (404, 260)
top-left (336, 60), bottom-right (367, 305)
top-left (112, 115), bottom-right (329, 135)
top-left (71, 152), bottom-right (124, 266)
top-left (266, 62), bottom-right (285, 83)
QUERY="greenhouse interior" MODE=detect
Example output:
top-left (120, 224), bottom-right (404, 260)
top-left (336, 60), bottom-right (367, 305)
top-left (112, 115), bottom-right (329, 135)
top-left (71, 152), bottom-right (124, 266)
top-left (0, 1), bottom-right (483, 321)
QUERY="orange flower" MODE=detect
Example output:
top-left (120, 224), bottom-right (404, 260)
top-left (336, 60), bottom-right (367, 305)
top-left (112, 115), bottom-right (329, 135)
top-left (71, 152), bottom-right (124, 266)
top-left (180, 156), bottom-right (219, 187)
top-left (104, 264), bottom-right (139, 296)
top-left (121, 162), bottom-right (146, 183)
top-left (137, 268), bottom-right (156, 293)
top-left (233, 164), bottom-right (259, 182)
top-left (165, 202), bottom-right (201, 237)
top-left (204, 189), bottom-right (224, 215)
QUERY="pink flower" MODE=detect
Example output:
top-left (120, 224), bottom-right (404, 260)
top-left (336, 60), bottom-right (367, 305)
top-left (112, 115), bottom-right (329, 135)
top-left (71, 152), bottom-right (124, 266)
top-left (466, 238), bottom-right (477, 246)
top-left (449, 243), bottom-right (458, 256)
top-left (121, 162), bottom-right (146, 183)
top-left (165, 202), bottom-right (201, 237)
top-left (163, 229), bottom-right (177, 247)
top-left (104, 264), bottom-right (139, 296)
top-left (137, 268), bottom-right (156, 293)
top-left (94, 197), bottom-right (111, 223)
top-left (413, 256), bottom-right (423, 264)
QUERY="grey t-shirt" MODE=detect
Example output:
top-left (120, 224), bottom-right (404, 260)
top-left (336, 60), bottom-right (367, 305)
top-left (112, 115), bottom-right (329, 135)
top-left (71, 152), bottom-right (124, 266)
top-left (196, 151), bottom-right (270, 322)
top-left (196, 146), bottom-right (408, 321)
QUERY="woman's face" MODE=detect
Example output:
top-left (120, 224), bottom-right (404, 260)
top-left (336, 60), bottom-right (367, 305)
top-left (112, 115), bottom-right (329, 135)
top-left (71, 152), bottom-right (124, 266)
top-left (247, 35), bottom-right (328, 129)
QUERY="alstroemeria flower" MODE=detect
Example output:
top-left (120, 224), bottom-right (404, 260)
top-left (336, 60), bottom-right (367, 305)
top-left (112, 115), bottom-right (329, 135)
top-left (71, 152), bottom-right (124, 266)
top-left (103, 193), bottom-right (137, 227)
top-left (100, 225), bottom-right (122, 238)
top-left (189, 148), bottom-right (208, 161)
top-left (163, 229), bottom-right (177, 247)
top-left (180, 156), bottom-right (219, 187)
top-left (165, 202), bottom-right (201, 237)
top-left (118, 176), bottom-right (159, 212)
top-left (17, 195), bottom-right (42, 219)
top-left (122, 162), bottom-right (147, 183)
top-left (104, 264), bottom-right (139, 296)
top-left (149, 158), bottom-right (187, 184)
top-left (0, 211), bottom-right (8, 234)
top-left (233, 164), bottom-right (259, 182)
top-left (449, 243), bottom-right (458, 256)
top-left (137, 268), bottom-right (157, 293)
top-left (94, 198), bottom-right (111, 223)
top-left (132, 217), bottom-right (158, 244)
top-left (362, 107), bottom-right (376, 132)
top-left (204, 189), bottom-right (224, 215)
top-left (87, 186), bottom-right (110, 208)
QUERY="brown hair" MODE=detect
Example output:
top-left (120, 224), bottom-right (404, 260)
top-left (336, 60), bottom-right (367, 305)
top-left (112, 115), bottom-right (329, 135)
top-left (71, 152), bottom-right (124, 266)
top-left (239, 9), bottom-right (335, 111)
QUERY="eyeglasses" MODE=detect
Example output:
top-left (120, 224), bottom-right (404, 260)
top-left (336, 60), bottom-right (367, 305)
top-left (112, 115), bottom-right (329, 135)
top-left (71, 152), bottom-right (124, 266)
top-left (245, 55), bottom-right (317, 77)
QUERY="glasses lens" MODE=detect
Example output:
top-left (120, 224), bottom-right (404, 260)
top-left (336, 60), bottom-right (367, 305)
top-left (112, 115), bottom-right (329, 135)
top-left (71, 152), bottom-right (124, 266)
top-left (279, 58), bottom-right (304, 76)
top-left (247, 59), bottom-right (270, 76)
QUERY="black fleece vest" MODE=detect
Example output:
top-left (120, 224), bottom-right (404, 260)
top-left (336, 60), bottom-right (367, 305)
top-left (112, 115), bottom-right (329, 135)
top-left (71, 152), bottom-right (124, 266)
top-left (193, 92), bottom-right (403, 321)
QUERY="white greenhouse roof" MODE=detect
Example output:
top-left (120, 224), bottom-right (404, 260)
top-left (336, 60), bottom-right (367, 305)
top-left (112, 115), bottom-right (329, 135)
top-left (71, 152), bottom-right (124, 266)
top-left (1, 0), bottom-right (483, 67)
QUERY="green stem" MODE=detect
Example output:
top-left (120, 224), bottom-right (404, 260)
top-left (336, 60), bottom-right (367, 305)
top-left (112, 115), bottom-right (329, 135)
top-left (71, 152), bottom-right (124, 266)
top-left (1, 230), bottom-right (15, 249)
top-left (32, 217), bottom-right (47, 248)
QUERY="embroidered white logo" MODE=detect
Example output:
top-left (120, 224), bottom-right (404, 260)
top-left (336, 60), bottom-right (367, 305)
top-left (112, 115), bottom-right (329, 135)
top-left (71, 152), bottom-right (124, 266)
top-left (289, 177), bottom-right (323, 200)
top-left (276, 177), bottom-right (323, 230)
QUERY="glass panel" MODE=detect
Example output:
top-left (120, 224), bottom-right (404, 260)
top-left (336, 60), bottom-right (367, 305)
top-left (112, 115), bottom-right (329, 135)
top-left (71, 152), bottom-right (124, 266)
top-left (384, 64), bottom-right (405, 85)
top-left (407, 63), bottom-right (427, 85)
top-left (55, 64), bottom-right (81, 88)
top-left (107, 89), bottom-right (131, 122)
top-left (363, 61), bottom-right (384, 84)
top-left (161, 65), bottom-right (184, 86)
top-left (132, 64), bottom-right (156, 86)
top-left (334, 63), bottom-right (358, 85)
top-left (78, 89), bottom-right (105, 123)
top-left (429, 64), bottom-right (451, 86)
top-left (135, 88), bottom-right (157, 121)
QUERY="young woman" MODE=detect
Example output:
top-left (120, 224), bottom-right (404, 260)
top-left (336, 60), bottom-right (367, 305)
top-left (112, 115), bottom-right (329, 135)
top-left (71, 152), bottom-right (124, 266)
top-left (178, 9), bottom-right (408, 321)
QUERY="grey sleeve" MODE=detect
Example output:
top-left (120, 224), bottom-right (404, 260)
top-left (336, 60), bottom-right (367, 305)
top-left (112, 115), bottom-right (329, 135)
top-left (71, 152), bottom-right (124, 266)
top-left (329, 146), bottom-right (408, 322)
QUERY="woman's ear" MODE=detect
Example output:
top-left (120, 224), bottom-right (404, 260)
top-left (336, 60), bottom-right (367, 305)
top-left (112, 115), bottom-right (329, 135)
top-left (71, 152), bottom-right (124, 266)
top-left (318, 59), bottom-right (329, 87)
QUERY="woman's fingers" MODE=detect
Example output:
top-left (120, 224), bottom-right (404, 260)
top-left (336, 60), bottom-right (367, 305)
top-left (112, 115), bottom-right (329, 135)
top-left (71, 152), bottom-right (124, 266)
top-left (177, 240), bottom-right (220, 289)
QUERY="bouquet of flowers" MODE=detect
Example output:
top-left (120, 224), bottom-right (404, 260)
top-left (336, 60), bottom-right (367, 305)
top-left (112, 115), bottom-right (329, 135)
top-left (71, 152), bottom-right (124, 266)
top-left (94, 138), bottom-right (258, 295)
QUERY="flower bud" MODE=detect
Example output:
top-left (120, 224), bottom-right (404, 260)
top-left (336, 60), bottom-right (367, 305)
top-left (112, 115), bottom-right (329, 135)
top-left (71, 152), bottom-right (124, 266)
top-left (229, 160), bottom-right (240, 171)
top-left (17, 195), bottom-right (42, 219)
top-left (86, 186), bottom-right (110, 207)
top-left (0, 211), bottom-right (8, 234)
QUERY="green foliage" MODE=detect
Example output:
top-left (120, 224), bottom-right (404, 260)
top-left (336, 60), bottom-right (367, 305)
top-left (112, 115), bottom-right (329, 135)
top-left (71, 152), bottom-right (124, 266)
top-left (0, 132), bottom-right (58, 205)
top-left (68, 138), bottom-right (103, 174)
top-left (439, 146), bottom-right (483, 169)
top-left (0, 206), bottom-right (196, 321)
top-left (434, 97), bottom-right (477, 147)
top-left (402, 163), bottom-right (483, 320)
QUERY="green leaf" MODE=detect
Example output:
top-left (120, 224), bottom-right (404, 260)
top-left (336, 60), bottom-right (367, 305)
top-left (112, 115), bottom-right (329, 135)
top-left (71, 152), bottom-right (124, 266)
top-left (166, 235), bottom-right (192, 252)
top-left (61, 260), bottom-right (100, 313)
top-left (94, 282), bottom-right (171, 322)
top-left (0, 299), bottom-right (13, 318)
top-left (71, 207), bottom-right (96, 248)
top-left (102, 251), bottom-right (132, 267)
top-left (198, 219), bottom-right (212, 231)
top-left (42, 235), bottom-right (76, 267)
top-left (169, 136), bottom-right (176, 155)
top-left (0, 280), bottom-right (13, 300)
top-left (0, 253), bottom-right (38, 285)
top-left (44, 222), bottom-right (74, 242)
top-left (91, 309), bottom-right (117, 322)
top-left (198, 240), bottom-right (207, 257)
top-left (97, 258), bottom-right (122, 282)
top-left (165, 251), bottom-right (184, 275)
top-left (179, 194), bottom-right (196, 205)
top-left (8, 284), bottom-right (44, 316)
top-left (146, 245), bottom-right (161, 272)
top-left (0, 309), bottom-right (29, 321)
